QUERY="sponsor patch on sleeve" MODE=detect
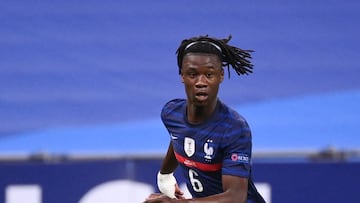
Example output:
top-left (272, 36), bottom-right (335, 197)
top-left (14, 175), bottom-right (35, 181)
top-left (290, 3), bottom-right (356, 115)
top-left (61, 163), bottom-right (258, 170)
top-left (231, 153), bottom-right (250, 163)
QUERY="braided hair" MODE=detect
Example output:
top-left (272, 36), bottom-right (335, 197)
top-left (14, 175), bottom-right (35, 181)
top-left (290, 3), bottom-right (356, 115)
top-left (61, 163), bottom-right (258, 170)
top-left (176, 35), bottom-right (254, 78)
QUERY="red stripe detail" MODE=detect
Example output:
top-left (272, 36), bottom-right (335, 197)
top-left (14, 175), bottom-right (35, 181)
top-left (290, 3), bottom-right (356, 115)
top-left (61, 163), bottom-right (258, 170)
top-left (174, 152), bottom-right (222, 172)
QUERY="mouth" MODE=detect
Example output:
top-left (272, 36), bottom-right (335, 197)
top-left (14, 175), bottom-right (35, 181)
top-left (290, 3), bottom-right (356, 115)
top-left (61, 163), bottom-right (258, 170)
top-left (195, 92), bottom-right (209, 101)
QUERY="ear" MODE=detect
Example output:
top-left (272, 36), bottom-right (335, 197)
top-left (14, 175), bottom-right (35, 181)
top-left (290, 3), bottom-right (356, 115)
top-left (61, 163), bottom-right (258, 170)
top-left (220, 68), bottom-right (224, 83)
top-left (180, 72), bottom-right (185, 83)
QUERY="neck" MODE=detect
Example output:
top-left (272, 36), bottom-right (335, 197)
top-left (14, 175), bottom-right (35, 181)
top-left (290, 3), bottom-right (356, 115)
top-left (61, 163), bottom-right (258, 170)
top-left (186, 99), bottom-right (218, 124)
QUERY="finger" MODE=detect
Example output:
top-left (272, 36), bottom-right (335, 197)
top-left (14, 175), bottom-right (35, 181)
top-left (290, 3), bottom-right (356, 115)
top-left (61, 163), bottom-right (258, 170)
top-left (175, 193), bottom-right (185, 199)
top-left (175, 184), bottom-right (184, 195)
top-left (146, 193), bottom-right (163, 200)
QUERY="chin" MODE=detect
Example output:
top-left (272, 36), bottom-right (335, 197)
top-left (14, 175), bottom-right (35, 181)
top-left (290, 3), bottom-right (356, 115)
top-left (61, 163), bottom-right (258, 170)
top-left (193, 100), bottom-right (209, 107)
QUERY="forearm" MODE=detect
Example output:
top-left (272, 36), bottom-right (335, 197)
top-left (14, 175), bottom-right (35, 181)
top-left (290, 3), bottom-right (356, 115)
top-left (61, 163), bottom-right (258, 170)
top-left (160, 142), bottom-right (178, 174)
top-left (144, 191), bottom-right (246, 203)
top-left (173, 191), bottom-right (246, 203)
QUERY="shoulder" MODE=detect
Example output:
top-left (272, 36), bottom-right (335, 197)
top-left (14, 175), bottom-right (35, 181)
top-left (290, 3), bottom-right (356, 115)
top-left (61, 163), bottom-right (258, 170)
top-left (218, 101), bottom-right (249, 129)
top-left (218, 101), bottom-right (251, 143)
top-left (161, 99), bottom-right (186, 118)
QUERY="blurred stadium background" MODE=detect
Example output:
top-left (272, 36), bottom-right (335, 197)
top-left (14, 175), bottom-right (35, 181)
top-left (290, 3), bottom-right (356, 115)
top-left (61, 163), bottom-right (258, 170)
top-left (0, 1), bottom-right (359, 202)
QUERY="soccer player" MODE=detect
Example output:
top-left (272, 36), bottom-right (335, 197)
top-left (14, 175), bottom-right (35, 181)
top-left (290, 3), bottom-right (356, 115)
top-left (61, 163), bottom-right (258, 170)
top-left (144, 35), bottom-right (265, 203)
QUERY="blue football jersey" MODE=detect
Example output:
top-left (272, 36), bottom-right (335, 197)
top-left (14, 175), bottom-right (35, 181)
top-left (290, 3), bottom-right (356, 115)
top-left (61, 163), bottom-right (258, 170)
top-left (161, 99), bottom-right (265, 202)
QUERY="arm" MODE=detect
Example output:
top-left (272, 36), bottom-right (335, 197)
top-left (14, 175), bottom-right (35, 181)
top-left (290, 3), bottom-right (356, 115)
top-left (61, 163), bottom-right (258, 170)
top-left (144, 174), bottom-right (248, 203)
top-left (160, 141), bottom-right (178, 174)
top-left (149, 141), bottom-right (184, 199)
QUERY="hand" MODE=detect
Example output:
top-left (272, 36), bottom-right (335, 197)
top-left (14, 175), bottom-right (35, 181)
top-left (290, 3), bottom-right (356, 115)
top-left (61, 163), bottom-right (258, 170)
top-left (157, 172), bottom-right (185, 199)
top-left (174, 183), bottom-right (185, 199)
top-left (143, 193), bottom-right (174, 203)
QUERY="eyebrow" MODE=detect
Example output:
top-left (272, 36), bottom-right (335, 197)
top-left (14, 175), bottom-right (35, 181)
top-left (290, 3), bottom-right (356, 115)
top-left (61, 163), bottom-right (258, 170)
top-left (185, 66), bottom-right (217, 71)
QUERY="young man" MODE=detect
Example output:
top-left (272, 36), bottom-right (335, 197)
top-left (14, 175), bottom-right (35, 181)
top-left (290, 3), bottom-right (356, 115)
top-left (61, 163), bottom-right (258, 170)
top-left (144, 35), bottom-right (265, 203)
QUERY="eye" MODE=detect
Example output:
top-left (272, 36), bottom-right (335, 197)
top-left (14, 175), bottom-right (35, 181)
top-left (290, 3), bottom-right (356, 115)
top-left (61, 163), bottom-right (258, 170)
top-left (206, 72), bottom-right (214, 78)
top-left (187, 72), bottom-right (197, 78)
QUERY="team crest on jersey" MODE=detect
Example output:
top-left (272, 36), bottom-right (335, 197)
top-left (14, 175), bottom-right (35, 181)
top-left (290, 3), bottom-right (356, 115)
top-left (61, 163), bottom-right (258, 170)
top-left (184, 137), bottom-right (195, 157)
top-left (204, 139), bottom-right (214, 160)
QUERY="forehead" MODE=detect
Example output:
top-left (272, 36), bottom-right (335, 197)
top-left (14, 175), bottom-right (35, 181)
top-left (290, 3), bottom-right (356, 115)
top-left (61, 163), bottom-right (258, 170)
top-left (182, 53), bottom-right (222, 69)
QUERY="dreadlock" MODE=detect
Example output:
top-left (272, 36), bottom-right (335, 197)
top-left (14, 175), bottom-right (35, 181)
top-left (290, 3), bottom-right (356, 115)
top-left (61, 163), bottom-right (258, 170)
top-left (176, 35), bottom-right (254, 78)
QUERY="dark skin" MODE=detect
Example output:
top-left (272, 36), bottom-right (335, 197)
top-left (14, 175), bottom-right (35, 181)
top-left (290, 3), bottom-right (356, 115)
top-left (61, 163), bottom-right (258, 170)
top-left (144, 53), bottom-right (248, 203)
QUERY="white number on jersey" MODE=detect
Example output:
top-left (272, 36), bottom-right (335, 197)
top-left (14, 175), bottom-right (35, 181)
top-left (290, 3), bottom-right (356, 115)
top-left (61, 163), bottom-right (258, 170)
top-left (188, 169), bottom-right (203, 192)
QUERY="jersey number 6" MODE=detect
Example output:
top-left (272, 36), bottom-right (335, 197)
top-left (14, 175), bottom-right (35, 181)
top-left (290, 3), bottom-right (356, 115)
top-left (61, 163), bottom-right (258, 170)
top-left (188, 169), bottom-right (204, 192)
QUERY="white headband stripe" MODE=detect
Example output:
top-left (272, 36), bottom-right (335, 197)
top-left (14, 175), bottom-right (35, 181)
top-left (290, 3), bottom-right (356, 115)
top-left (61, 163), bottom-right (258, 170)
top-left (184, 41), bottom-right (222, 53)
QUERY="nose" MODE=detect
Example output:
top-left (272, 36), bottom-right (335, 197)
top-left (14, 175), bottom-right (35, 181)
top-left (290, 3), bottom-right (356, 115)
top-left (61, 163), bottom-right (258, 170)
top-left (195, 75), bottom-right (207, 88)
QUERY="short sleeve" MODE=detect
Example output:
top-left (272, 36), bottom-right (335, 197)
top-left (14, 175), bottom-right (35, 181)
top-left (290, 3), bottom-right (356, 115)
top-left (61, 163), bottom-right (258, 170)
top-left (221, 118), bottom-right (252, 178)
